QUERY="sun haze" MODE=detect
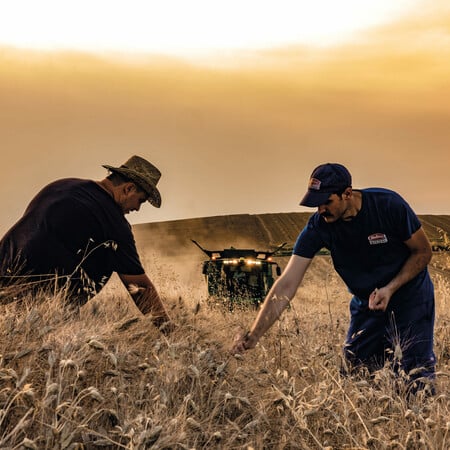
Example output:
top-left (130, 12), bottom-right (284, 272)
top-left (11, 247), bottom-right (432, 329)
top-left (0, 0), bottom-right (422, 55)
top-left (0, 0), bottom-right (449, 236)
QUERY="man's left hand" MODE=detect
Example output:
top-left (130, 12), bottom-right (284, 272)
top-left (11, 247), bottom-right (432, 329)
top-left (368, 287), bottom-right (391, 311)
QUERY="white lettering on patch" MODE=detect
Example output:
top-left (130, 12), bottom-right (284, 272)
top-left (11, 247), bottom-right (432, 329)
top-left (368, 233), bottom-right (388, 245)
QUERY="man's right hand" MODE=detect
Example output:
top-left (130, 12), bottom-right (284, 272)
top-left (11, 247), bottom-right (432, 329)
top-left (230, 329), bottom-right (256, 355)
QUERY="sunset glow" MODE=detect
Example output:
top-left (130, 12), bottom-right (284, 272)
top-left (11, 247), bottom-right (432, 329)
top-left (0, 0), bottom-right (421, 55)
top-left (0, 0), bottom-right (449, 234)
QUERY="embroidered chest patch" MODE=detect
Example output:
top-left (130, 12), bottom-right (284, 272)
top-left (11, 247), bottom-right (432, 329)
top-left (368, 233), bottom-right (388, 245)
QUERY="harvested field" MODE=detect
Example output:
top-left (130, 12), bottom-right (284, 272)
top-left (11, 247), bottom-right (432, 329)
top-left (0, 213), bottom-right (449, 449)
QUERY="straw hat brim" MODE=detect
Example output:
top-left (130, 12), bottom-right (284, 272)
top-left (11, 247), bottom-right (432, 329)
top-left (102, 165), bottom-right (161, 208)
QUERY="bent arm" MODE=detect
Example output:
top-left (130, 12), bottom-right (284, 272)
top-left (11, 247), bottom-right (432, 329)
top-left (118, 272), bottom-right (172, 329)
top-left (369, 227), bottom-right (432, 310)
top-left (237, 255), bottom-right (312, 350)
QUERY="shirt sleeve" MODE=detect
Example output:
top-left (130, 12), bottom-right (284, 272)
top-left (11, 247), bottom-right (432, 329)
top-left (388, 192), bottom-right (422, 241)
top-left (293, 214), bottom-right (326, 258)
top-left (113, 227), bottom-right (145, 275)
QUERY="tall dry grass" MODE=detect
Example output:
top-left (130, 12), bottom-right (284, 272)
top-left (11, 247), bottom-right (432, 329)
top-left (0, 254), bottom-right (449, 449)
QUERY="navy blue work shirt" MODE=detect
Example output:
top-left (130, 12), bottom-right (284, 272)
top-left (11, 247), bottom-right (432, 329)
top-left (293, 188), bottom-right (432, 303)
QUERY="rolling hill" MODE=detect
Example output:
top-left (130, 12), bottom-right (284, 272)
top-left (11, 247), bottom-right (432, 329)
top-left (133, 212), bottom-right (450, 258)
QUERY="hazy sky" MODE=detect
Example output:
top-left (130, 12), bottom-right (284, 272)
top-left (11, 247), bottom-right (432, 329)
top-left (1, 0), bottom-right (449, 236)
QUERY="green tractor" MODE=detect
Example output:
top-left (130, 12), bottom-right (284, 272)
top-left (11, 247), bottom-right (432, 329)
top-left (192, 240), bottom-right (286, 308)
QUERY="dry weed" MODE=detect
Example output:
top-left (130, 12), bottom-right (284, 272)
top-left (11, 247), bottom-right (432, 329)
top-left (0, 254), bottom-right (449, 449)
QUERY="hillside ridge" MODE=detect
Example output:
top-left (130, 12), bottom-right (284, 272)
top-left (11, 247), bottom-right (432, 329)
top-left (132, 212), bottom-right (450, 256)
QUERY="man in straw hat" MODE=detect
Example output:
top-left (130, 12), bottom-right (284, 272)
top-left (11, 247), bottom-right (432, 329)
top-left (0, 155), bottom-right (174, 333)
top-left (231, 163), bottom-right (436, 394)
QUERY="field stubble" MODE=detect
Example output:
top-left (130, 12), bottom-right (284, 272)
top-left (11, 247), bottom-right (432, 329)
top-left (0, 254), bottom-right (449, 449)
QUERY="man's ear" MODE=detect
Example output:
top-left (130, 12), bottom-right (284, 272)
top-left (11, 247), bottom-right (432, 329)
top-left (344, 187), bottom-right (353, 199)
top-left (123, 182), bottom-right (135, 194)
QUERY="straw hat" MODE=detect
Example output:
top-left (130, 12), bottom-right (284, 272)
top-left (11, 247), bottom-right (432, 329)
top-left (103, 155), bottom-right (162, 207)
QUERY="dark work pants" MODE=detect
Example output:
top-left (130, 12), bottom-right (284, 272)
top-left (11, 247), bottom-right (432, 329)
top-left (343, 293), bottom-right (436, 392)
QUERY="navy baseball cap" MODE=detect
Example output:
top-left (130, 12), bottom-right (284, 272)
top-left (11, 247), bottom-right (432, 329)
top-left (300, 163), bottom-right (352, 207)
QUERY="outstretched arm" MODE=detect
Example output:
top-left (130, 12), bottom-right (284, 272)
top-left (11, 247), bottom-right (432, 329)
top-left (231, 255), bottom-right (312, 353)
top-left (369, 226), bottom-right (432, 311)
top-left (118, 272), bottom-right (174, 332)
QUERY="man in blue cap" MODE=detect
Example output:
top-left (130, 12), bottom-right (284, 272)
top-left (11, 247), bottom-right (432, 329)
top-left (232, 163), bottom-right (436, 393)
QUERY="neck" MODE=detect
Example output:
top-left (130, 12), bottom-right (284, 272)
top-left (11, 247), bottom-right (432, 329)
top-left (342, 191), bottom-right (362, 221)
top-left (96, 179), bottom-right (114, 199)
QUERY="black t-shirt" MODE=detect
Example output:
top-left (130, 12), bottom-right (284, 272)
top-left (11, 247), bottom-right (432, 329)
top-left (0, 178), bottom-right (145, 299)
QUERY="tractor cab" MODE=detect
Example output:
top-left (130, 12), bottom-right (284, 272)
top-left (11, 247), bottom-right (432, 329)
top-left (192, 240), bottom-right (286, 308)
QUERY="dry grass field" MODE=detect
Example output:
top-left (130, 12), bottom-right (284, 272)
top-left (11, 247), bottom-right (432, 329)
top-left (1, 214), bottom-right (450, 449)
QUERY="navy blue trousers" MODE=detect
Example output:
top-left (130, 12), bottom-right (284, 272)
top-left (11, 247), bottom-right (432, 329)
top-left (343, 293), bottom-right (436, 389)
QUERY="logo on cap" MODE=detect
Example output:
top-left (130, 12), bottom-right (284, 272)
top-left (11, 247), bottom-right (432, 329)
top-left (309, 178), bottom-right (322, 191)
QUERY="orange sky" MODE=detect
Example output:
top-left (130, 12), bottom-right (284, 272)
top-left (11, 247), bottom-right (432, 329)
top-left (1, 1), bottom-right (449, 236)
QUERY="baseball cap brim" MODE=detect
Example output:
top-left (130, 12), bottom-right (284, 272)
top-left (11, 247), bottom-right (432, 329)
top-left (300, 190), bottom-right (332, 207)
